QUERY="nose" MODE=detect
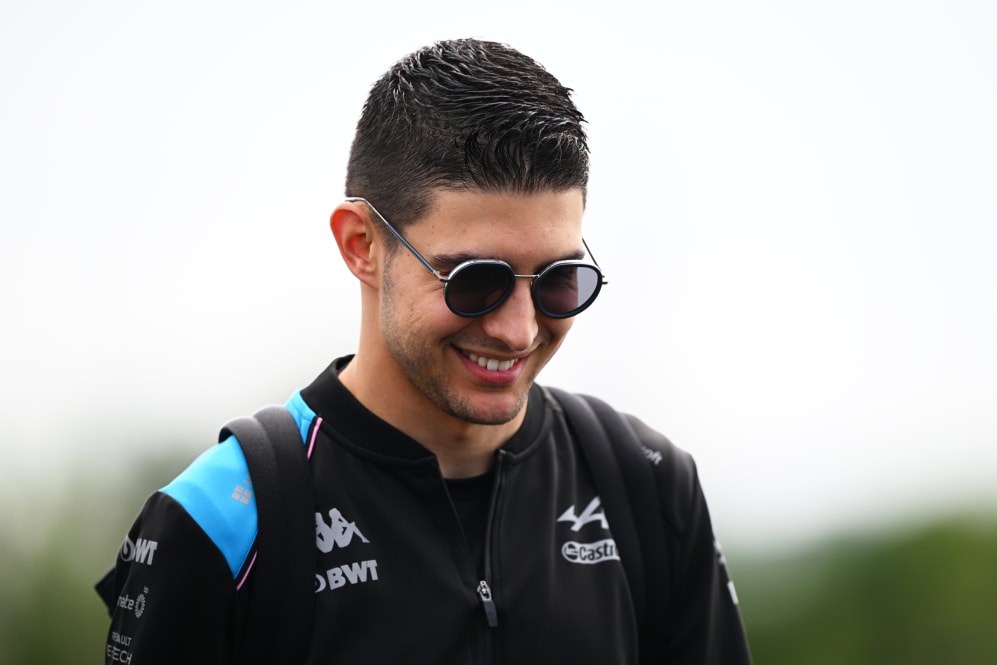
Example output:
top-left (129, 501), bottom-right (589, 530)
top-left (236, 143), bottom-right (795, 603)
top-left (479, 277), bottom-right (539, 352)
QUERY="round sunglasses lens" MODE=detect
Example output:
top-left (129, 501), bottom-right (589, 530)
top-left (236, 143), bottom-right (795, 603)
top-left (446, 262), bottom-right (514, 315)
top-left (535, 264), bottom-right (602, 317)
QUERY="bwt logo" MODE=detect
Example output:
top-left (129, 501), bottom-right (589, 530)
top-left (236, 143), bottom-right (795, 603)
top-left (314, 559), bottom-right (380, 593)
top-left (120, 536), bottom-right (159, 566)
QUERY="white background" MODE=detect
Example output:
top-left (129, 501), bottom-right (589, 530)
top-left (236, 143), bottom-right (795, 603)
top-left (2, 0), bottom-right (995, 552)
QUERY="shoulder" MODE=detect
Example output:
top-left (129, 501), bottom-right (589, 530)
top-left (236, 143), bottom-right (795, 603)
top-left (159, 390), bottom-right (319, 578)
top-left (544, 386), bottom-right (701, 533)
top-left (160, 435), bottom-right (258, 578)
top-left (618, 412), bottom-right (700, 531)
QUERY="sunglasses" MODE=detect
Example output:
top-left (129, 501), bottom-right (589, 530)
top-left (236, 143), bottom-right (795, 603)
top-left (346, 197), bottom-right (608, 319)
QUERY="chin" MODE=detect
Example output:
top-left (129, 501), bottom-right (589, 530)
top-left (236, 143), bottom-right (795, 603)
top-left (447, 390), bottom-right (529, 426)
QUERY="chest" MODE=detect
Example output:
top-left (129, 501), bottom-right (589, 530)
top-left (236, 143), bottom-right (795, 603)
top-left (303, 430), bottom-right (638, 665)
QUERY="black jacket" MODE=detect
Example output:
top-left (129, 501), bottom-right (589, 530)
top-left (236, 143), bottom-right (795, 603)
top-left (98, 357), bottom-right (751, 664)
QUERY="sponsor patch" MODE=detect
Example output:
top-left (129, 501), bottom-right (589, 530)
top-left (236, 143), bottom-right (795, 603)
top-left (231, 475), bottom-right (254, 505)
top-left (120, 536), bottom-right (158, 566)
top-left (561, 538), bottom-right (620, 564)
top-left (116, 587), bottom-right (148, 619)
top-left (315, 559), bottom-right (380, 593)
top-left (315, 507), bottom-right (369, 553)
top-left (557, 497), bottom-right (609, 532)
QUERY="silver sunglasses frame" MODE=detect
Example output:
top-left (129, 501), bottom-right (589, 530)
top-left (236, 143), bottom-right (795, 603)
top-left (345, 196), bottom-right (608, 318)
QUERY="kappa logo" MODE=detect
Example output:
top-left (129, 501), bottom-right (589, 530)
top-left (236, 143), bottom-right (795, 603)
top-left (315, 508), bottom-right (369, 553)
top-left (558, 496), bottom-right (609, 532)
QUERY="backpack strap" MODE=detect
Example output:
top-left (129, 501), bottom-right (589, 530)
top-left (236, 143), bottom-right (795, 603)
top-left (220, 405), bottom-right (315, 665)
top-left (546, 387), bottom-right (669, 665)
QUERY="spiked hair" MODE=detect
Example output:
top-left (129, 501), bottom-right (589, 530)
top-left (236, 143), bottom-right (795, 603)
top-left (345, 38), bottom-right (589, 233)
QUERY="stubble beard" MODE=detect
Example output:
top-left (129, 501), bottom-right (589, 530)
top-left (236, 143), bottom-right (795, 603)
top-left (381, 271), bottom-right (530, 426)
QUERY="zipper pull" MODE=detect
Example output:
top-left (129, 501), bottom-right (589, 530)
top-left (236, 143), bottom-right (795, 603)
top-left (477, 580), bottom-right (499, 628)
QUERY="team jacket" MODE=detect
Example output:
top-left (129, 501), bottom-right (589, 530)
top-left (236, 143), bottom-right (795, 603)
top-left (98, 357), bottom-right (751, 664)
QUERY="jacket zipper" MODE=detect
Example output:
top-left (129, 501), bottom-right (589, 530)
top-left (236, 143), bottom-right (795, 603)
top-left (477, 451), bottom-right (506, 632)
top-left (476, 580), bottom-right (498, 627)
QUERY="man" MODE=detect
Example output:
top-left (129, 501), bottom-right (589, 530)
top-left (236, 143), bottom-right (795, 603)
top-left (98, 38), bottom-right (752, 664)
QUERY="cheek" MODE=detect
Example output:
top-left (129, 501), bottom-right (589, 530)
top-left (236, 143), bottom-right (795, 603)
top-left (382, 268), bottom-right (460, 334)
top-left (545, 317), bottom-right (575, 341)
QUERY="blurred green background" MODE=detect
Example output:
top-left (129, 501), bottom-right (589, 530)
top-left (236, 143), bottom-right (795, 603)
top-left (1, 448), bottom-right (994, 665)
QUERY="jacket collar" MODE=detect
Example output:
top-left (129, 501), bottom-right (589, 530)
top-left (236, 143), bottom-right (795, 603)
top-left (300, 356), bottom-right (550, 464)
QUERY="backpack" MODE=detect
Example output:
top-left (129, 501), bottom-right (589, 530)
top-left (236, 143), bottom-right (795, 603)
top-left (228, 390), bottom-right (681, 664)
top-left (547, 388), bottom-right (673, 665)
top-left (220, 406), bottom-right (315, 665)
top-left (93, 405), bottom-right (316, 665)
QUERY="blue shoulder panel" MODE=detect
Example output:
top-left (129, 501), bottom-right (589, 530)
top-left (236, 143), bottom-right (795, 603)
top-left (161, 391), bottom-right (317, 578)
top-left (285, 390), bottom-right (318, 444)
top-left (161, 435), bottom-right (258, 578)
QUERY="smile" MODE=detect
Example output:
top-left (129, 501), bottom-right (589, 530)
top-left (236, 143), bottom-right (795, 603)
top-left (463, 352), bottom-right (518, 372)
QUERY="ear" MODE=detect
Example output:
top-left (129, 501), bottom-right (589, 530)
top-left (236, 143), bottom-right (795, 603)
top-left (330, 201), bottom-right (380, 289)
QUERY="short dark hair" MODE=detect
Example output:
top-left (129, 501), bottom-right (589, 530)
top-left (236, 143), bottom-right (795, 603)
top-left (345, 38), bottom-right (589, 233)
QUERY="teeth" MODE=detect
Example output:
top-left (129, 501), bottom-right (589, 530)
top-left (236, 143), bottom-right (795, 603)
top-left (466, 353), bottom-right (516, 372)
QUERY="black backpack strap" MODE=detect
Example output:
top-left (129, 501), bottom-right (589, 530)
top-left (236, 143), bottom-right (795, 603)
top-left (220, 405), bottom-right (315, 665)
top-left (546, 387), bottom-right (668, 665)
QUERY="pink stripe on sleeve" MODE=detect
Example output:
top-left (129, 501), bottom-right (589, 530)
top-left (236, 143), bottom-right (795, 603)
top-left (306, 416), bottom-right (323, 460)
top-left (236, 551), bottom-right (258, 590)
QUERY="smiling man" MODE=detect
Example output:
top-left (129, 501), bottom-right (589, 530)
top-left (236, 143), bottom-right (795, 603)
top-left (336, 189), bottom-right (585, 477)
top-left (97, 39), bottom-right (752, 664)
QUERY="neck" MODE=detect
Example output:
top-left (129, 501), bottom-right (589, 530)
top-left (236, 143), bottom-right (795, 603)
top-left (339, 353), bottom-right (525, 479)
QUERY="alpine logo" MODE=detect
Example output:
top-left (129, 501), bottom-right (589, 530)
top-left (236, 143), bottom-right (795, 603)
top-left (120, 536), bottom-right (159, 566)
top-left (315, 508), bottom-right (370, 553)
top-left (559, 496), bottom-right (618, 565)
top-left (558, 496), bottom-right (609, 532)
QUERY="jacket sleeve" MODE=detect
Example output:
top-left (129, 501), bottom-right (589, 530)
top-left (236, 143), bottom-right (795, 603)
top-left (666, 464), bottom-right (752, 664)
top-left (98, 492), bottom-right (243, 665)
top-left (628, 416), bottom-right (753, 665)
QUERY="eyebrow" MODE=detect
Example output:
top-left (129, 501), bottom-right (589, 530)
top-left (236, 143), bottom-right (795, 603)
top-left (430, 252), bottom-right (484, 272)
top-left (430, 249), bottom-right (587, 275)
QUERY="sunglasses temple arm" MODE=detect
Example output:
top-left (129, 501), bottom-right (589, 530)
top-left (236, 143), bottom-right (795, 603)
top-left (346, 197), bottom-right (446, 281)
top-left (582, 238), bottom-right (609, 284)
